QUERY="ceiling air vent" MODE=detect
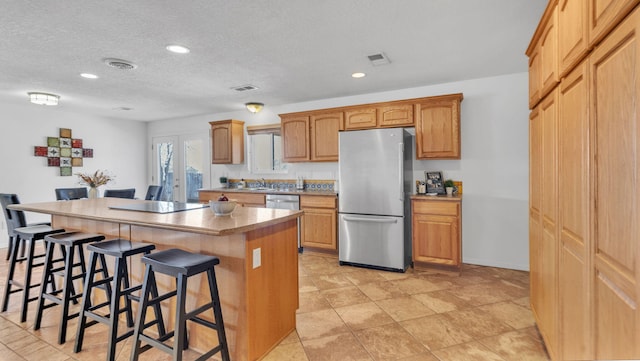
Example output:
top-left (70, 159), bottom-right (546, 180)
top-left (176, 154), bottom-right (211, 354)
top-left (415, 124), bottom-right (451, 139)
top-left (231, 84), bottom-right (259, 92)
top-left (103, 58), bottom-right (137, 70)
top-left (367, 52), bottom-right (391, 66)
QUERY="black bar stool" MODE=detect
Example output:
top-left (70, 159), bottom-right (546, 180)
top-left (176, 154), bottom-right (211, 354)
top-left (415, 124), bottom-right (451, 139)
top-left (130, 248), bottom-right (230, 361)
top-left (74, 238), bottom-right (166, 361)
top-left (1, 224), bottom-right (65, 322)
top-left (33, 231), bottom-right (105, 344)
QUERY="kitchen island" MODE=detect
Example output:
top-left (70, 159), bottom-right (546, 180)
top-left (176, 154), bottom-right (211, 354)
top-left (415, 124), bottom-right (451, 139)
top-left (9, 198), bottom-right (302, 361)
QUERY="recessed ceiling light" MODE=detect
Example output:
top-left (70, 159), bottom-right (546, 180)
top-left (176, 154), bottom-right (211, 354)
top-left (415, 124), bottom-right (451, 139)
top-left (166, 45), bottom-right (190, 54)
top-left (80, 73), bottom-right (98, 79)
top-left (352, 72), bottom-right (366, 78)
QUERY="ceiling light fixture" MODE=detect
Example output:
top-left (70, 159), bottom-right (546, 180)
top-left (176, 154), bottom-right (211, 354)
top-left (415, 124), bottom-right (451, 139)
top-left (166, 45), bottom-right (190, 54)
top-left (27, 92), bottom-right (60, 106)
top-left (80, 73), bottom-right (99, 79)
top-left (352, 72), bottom-right (366, 78)
top-left (245, 102), bottom-right (264, 113)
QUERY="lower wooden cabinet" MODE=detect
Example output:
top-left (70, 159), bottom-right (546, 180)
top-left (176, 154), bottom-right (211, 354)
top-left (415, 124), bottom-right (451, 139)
top-left (300, 195), bottom-right (337, 251)
top-left (411, 197), bottom-right (462, 270)
top-left (198, 191), bottom-right (265, 207)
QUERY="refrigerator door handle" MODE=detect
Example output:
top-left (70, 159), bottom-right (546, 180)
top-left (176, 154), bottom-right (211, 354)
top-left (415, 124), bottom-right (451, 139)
top-left (398, 142), bottom-right (404, 202)
top-left (343, 216), bottom-right (398, 224)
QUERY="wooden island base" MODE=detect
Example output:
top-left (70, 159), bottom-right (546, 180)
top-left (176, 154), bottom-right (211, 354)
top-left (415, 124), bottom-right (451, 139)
top-left (11, 199), bottom-right (301, 361)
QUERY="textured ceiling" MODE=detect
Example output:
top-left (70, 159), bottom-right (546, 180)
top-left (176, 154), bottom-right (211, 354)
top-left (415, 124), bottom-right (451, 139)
top-left (1, 0), bottom-right (546, 121)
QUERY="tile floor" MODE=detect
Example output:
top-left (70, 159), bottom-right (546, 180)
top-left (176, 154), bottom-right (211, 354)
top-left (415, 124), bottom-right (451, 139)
top-left (0, 247), bottom-right (550, 361)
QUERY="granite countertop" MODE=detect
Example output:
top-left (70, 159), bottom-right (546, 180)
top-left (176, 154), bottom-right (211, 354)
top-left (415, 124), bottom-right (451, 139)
top-left (200, 187), bottom-right (338, 197)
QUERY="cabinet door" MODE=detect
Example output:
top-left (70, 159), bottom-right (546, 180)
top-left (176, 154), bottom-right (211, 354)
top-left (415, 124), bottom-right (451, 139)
top-left (344, 107), bottom-right (377, 129)
top-left (300, 207), bottom-right (337, 250)
top-left (210, 120), bottom-right (244, 164)
top-left (588, 0), bottom-right (639, 45)
top-left (558, 0), bottom-right (589, 77)
top-left (415, 94), bottom-right (462, 159)
top-left (412, 200), bottom-right (461, 269)
top-left (377, 103), bottom-right (414, 127)
top-left (529, 45), bottom-right (542, 108)
top-left (310, 112), bottom-right (343, 161)
top-left (211, 123), bottom-right (232, 164)
top-left (539, 88), bottom-right (559, 356)
top-left (558, 60), bottom-right (591, 360)
top-left (281, 115), bottom-right (310, 162)
top-left (590, 7), bottom-right (640, 358)
top-left (540, 5), bottom-right (559, 98)
top-left (529, 106), bottom-right (543, 334)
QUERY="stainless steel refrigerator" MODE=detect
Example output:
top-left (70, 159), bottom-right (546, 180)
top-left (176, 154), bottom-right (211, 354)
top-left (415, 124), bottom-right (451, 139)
top-left (338, 128), bottom-right (413, 272)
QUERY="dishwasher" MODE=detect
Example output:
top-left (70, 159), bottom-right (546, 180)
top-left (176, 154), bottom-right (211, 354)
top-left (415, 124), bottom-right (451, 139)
top-left (265, 194), bottom-right (302, 252)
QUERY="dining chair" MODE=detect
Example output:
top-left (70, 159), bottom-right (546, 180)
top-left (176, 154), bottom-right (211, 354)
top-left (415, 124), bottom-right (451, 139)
top-left (0, 193), bottom-right (50, 260)
top-left (144, 185), bottom-right (163, 201)
top-left (103, 188), bottom-right (136, 199)
top-left (55, 187), bottom-right (88, 200)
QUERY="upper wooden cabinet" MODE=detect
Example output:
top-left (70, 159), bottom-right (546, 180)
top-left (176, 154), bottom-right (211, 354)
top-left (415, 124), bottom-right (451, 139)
top-left (527, 3), bottom-right (559, 108)
top-left (209, 119), bottom-right (244, 164)
top-left (558, 0), bottom-right (589, 77)
top-left (588, 0), bottom-right (639, 46)
top-left (281, 115), bottom-right (310, 162)
top-left (280, 93), bottom-right (462, 162)
top-left (378, 102), bottom-right (414, 127)
top-left (310, 112), bottom-right (343, 161)
top-left (344, 107), bottom-right (377, 130)
top-left (415, 93), bottom-right (463, 159)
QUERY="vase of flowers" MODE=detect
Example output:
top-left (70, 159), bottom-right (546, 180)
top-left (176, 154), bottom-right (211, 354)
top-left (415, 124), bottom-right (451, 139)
top-left (76, 170), bottom-right (114, 198)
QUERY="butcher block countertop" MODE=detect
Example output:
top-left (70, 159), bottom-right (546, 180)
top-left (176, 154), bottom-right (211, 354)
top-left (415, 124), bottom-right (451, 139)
top-left (9, 197), bottom-right (302, 236)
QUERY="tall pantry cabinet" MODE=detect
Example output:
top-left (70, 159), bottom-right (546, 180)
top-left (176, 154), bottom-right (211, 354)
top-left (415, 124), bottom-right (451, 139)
top-left (527, 1), bottom-right (640, 360)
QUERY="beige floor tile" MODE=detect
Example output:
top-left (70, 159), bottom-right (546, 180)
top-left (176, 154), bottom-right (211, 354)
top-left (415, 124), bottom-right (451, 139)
top-left (354, 323), bottom-right (427, 360)
top-left (321, 286), bottom-right (370, 308)
top-left (397, 352), bottom-right (440, 361)
top-left (478, 301), bottom-right (536, 330)
top-left (432, 341), bottom-right (505, 361)
top-left (411, 290), bottom-right (471, 314)
top-left (299, 276), bottom-right (319, 293)
top-left (280, 330), bottom-right (303, 345)
top-left (298, 290), bottom-right (332, 314)
top-left (443, 307), bottom-right (514, 339)
top-left (262, 340), bottom-right (310, 361)
top-left (311, 274), bottom-right (354, 290)
top-left (400, 314), bottom-right (474, 350)
top-left (334, 302), bottom-right (395, 331)
top-left (479, 329), bottom-right (550, 361)
top-left (357, 280), bottom-right (409, 301)
top-left (296, 309), bottom-right (350, 341)
top-left (344, 270), bottom-right (389, 286)
top-left (445, 281), bottom-right (518, 306)
top-left (375, 297), bottom-right (435, 322)
top-left (302, 332), bottom-right (372, 361)
top-left (394, 277), bottom-right (449, 295)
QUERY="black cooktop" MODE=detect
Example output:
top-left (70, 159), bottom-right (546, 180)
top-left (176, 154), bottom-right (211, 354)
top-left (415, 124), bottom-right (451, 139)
top-left (108, 201), bottom-right (208, 214)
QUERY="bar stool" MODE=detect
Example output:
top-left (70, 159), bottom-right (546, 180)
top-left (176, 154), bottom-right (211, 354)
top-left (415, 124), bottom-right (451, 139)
top-left (1, 224), bottom-right (65, 322)
top-left (130, 248), bottom-right (230, 361)
top-left (74, 239), bottom-right (166, 361)
top-left (33, 231), bottom-right (105, 344)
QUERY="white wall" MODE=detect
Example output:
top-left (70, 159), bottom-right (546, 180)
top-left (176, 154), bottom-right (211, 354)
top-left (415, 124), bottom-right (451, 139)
top-left (148, 72), bottom-right (530, 270)
top-left (0, 100), bottom-right (148, 248)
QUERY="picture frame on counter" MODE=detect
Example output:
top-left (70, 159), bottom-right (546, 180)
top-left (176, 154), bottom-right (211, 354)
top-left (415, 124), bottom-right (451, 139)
top-left (425, 171), bottom-right (445, 194)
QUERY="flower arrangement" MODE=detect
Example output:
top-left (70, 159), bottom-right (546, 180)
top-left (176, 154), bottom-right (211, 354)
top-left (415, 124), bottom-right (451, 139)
top-left (76, 170), bottom-right (114, 188)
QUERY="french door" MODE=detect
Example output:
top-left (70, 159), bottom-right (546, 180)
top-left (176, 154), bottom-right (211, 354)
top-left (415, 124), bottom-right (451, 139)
top-left (152, 134), bottom-right (209, 202)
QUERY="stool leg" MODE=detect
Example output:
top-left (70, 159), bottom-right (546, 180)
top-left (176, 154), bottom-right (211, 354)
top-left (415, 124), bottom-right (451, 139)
top-left (149, 275), bottom-right (167, 337)
top-left (131, 264), bottom-right (153, 361)
top-left (20, 238), bottom-right (38, 322)
top-left (120, 257), bottom-right (135, 327)
top-left (207, 268), bottom-right (230, 361)
top-left (75, 251), bottom-right (95, 353)
top-left (173, 274), bottom-right (188, 361)
top-left (58, 244), bottom-right (75, 344)
top-left (5, 235), bottom-right (13, 261)
top-left (34, 240), bottom-right (56, 330)
top-left (1, 235), bottom-right (21, 312)
top-left (106, 256), bottom-right (125, 361)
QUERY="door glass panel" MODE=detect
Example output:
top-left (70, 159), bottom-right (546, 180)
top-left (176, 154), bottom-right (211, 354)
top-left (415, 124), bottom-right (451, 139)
top-left (155, 139), bottom-right (175, 201)
top-left (184, 138), bottom-right (204, 203)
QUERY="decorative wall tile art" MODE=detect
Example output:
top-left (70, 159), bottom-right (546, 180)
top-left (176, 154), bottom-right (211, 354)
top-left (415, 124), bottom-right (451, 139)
top-left (34, 128), bottom-right (94, 176)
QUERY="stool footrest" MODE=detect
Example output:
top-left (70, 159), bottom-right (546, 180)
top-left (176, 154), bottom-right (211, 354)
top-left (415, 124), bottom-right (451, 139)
top-left (147, 290), bottom-right (177, 305)
top-left (185, 302), bottom-right (215, 321)
top-left (195, 345), bottom-right (224, 361)
top-left (190, 316), bottom-right (218, 330)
